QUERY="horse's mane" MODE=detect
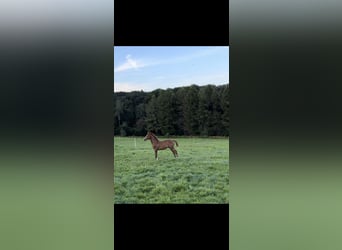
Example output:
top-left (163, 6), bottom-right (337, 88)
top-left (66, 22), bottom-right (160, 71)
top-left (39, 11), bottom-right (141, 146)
top-left (150, 132), bottom-right (159, 141)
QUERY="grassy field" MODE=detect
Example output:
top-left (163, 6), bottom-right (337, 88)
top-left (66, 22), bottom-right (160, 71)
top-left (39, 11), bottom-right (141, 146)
top-left (114, 136), bottom-right (229, 204)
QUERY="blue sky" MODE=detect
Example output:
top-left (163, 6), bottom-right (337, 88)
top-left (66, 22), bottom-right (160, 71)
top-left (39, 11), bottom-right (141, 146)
top-left (114, 46), bottom-right (229, 92)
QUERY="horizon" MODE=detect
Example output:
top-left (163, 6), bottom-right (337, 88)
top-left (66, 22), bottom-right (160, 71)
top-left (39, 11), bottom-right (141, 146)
top-left (114, 46), bottom-right (229, 93)
top-left (113, 82), bottom-right (229, 94)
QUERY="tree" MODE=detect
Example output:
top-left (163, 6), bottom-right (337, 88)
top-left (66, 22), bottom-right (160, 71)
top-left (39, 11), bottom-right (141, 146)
top-left (220, 84), bottom-right (230, 136)
top-left (114, 99), bottom-right (123, 133)
top-left (156, 90), bottom-right (176, 135)
top-left (145, 94), bottom-right (159, 133)
top-left (182, 85), bottom-right (199, 135)
top-left (113, 84), bottom-right (229, 136)
top-left (208, 86), bottom-right (222, 136)
top-left (135, 103), bottom-right (146, 135)
top-left (198, 86), bottom-right (210, 136)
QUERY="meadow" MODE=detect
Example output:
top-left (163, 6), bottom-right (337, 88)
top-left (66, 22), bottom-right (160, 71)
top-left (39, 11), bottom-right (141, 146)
top-left (114, 136), bottom-right (229, 204)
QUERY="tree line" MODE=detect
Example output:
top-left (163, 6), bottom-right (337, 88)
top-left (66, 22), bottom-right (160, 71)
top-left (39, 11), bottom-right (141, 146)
top-left (114, 84), bottom-right (229, 136)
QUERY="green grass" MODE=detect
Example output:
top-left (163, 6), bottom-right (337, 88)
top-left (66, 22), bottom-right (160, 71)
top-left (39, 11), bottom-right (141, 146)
top-left (114, 136), bottom-right (229, 204)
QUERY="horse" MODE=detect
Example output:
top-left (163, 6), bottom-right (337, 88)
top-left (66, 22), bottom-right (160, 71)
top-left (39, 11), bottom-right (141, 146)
top-left (143, 131), bottom-right (179, 160)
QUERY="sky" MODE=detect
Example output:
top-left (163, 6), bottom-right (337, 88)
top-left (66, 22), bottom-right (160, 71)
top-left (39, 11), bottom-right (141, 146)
top-left (114, 46), bottom-right (229, 92)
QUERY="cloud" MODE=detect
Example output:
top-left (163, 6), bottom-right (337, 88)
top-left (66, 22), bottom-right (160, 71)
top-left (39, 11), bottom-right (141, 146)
top-left (114, 54), bottom-right (146, 73)
top-left (114, 47), bottom-right (228, 73)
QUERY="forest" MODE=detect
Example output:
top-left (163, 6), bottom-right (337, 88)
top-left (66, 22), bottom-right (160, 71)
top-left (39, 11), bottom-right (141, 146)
top-left (114, 84), bottom-right (229, 136)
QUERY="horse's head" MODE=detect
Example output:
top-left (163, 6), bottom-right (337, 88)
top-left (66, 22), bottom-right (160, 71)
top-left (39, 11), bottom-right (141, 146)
top-left (144, 131), bottom-right (151, 141)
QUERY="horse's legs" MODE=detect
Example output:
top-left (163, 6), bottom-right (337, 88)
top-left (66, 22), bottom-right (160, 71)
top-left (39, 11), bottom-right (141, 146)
top-left (154, 150), bottom-right (158, 160)
top-left (170, 147), bottom-right (178, 158)
top-left (169, 148), bottom-right (175, 157)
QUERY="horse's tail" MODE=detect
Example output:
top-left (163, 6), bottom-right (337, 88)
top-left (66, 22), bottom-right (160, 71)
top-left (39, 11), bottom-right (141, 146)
top-left (173, 140), bottom-right (179, 147)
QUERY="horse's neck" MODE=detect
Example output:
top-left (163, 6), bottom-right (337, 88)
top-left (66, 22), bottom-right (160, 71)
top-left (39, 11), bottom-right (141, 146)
top-left (150, 135), bottom-right (159, 144)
